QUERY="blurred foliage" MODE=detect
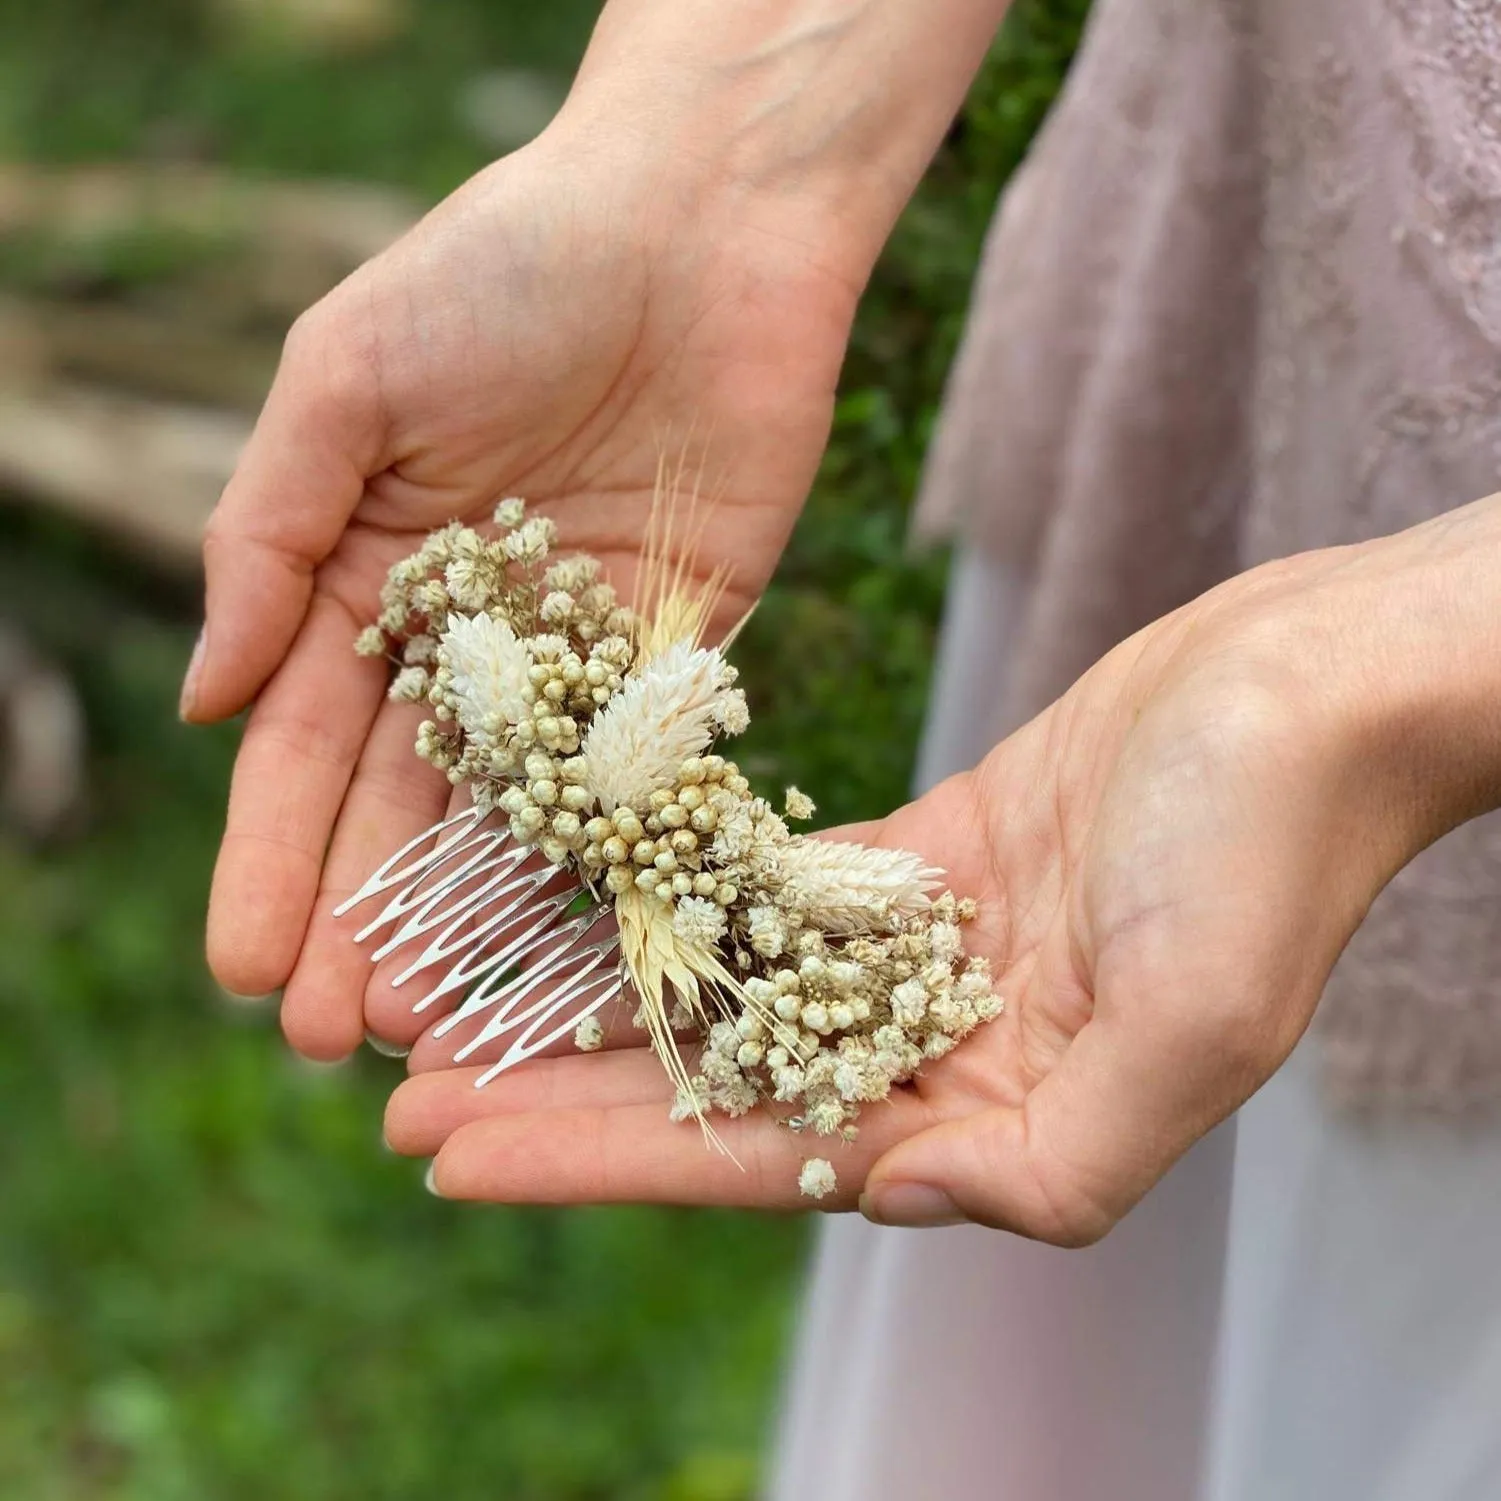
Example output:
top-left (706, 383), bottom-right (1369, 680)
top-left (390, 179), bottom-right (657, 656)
top-left (0, 0), bottom-right (1086, 1496)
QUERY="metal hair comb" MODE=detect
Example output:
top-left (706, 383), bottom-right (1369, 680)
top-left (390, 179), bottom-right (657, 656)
top-left (333, 806), bottom-right (624, 1084)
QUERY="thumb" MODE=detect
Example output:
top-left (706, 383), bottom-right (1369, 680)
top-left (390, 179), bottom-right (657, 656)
top-left (181, 313), bottom-right (385, 722)
top-left (859, 1008), bottom-right (1249, 1246)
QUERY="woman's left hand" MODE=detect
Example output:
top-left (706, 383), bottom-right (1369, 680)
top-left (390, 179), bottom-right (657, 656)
top-left (382, 501), bottom-right (1501, 1241)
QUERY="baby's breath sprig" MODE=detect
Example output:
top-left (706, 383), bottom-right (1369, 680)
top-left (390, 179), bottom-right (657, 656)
top-left (351, 493), bottom-right (1003, 1197)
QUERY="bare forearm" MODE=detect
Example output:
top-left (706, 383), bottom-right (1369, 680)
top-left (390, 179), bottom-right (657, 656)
top-left (556, 0), bottom-right (1013, 285)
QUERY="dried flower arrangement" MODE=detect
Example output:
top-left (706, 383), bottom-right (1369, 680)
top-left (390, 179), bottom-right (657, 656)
top-left (336, 488), bottom-right (1002, 1196)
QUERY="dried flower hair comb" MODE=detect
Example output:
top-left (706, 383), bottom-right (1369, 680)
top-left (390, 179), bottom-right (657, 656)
top-left (337, 478), bottom-right (1002, 1197)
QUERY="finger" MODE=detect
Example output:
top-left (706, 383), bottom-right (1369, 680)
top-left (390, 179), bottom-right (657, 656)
top-left (385, 1054), bottom-right (677, 1155)
top-left (184, 312), bottom-right (385, 722)
top-left (206, 591), bottom-right (385, 998)
top-left (278, 697), bottom-right (448, 1059)
top-left (860, 1004), bottom-right (1246, 1246)
top-left (426, 1090), bottom-right (936, 1210)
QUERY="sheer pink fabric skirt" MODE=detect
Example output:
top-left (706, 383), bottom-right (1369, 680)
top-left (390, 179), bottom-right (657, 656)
top-left (768, 552), bottom-right (1501, 1501)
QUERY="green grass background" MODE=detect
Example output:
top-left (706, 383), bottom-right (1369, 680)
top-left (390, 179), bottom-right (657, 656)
top-left (0, 2), bottom-right (1085, 1495)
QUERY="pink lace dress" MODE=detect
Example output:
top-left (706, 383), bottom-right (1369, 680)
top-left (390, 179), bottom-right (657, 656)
top-left (772, 1), bottom-right (1501, 1495)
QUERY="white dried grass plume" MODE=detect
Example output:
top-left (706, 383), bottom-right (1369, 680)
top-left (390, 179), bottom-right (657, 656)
top-left (439, 612), bottom-right (531, 737)
top-left (582, 640), bottom-right (734, 812)
top-left (768, 838), bottom-right (941, 933)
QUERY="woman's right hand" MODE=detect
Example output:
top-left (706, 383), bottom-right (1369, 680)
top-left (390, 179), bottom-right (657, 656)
top-left (187, 117), bottom-right (864, 1060)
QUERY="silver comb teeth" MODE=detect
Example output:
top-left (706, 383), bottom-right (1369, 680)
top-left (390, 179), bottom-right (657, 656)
top-left (334, 806), bottom-right (625, 1083)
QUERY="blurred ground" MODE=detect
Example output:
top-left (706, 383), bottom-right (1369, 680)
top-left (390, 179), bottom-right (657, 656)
top-left (0, 2), bottom-right (1084, 1496)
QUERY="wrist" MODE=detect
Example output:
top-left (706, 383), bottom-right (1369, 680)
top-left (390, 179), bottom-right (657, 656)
top-left (549, 0), bottom-right (1009, 292)
top-left (1242, 497), bottom-right (1501, 884)
top-left (1357, 497), bottom-right (1501, 845)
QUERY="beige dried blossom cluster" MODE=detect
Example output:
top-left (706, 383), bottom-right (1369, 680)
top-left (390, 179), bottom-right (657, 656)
top-left (356, 499), bottom-right (1003, 1198)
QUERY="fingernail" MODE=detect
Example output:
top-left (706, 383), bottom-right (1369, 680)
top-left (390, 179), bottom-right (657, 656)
top-left (423, 1161), bottom-right (445, 1197)
top-left (179, 626), bottom-right (206, 720)
top-left (365, 1029), bottom-right (411, 1059)
top-left (860, 1182), bottom-right (965, 1228)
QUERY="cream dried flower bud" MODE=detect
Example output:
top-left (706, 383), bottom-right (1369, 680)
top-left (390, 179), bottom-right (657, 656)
top-left (389, 666), bottom-right (429, 703)
top-left (604, 865), bottom-right (635, 895)
top-left (714, 691), bottom-right (750, 735)
top-left (585, 817), bottom-right (614, 844)
top-left (799, 1159), bottom-right (837, 1200)
top-left (601, 836), bottom-right (629, 865)
top-left (671, 873), bottom-right (693, 896)
top-left (801, 1002), bottom-right (831, 1034)
top-left (355, 625), bottom-right (387, 657)
top-left (784, 786), bottom-right (816, 821)
top-left (929, 921), bottom-right (965, 966)
top-left (574, 1014), bottom-right (605, 1051)
top-left (828, 1003), bottom-right (855, 1032)
top-left (714, 882), bottom-right (738, 906)
top-left (539, 590), bottom-right (575, 625)
top-left (736, 1040), bottom-right (765, 1069)
top-left (503, 516), bottom-right (557, 563)
top-left (631, 839), bottom-right (656, 866)
top-left (658, 803), bottom-right (689, 829)
top-left (692, 873), bottom-right (717, 898)
top-left (530, 779), bottom-right (558, 806)
top-left (551, 811), bottom-right (581, 840)
top-left (494, 497), bottom-right (526, 527)
top-left (560, 784), bottom-right (592, 813)
top-left (744, 977), bottom-right (779, 1005)
top-left (735, 1013), bottom-right (767, 1041)
top-left (891, 977), bottom-right (928, 1027)
top-left (612, 810), bottom-right (644, 844)
top-left (774, 995), bottom-right (802, 1023)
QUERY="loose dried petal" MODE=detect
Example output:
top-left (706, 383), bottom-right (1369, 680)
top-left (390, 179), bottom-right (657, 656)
top-left (799, 1158), bottom-right (837, 1199)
